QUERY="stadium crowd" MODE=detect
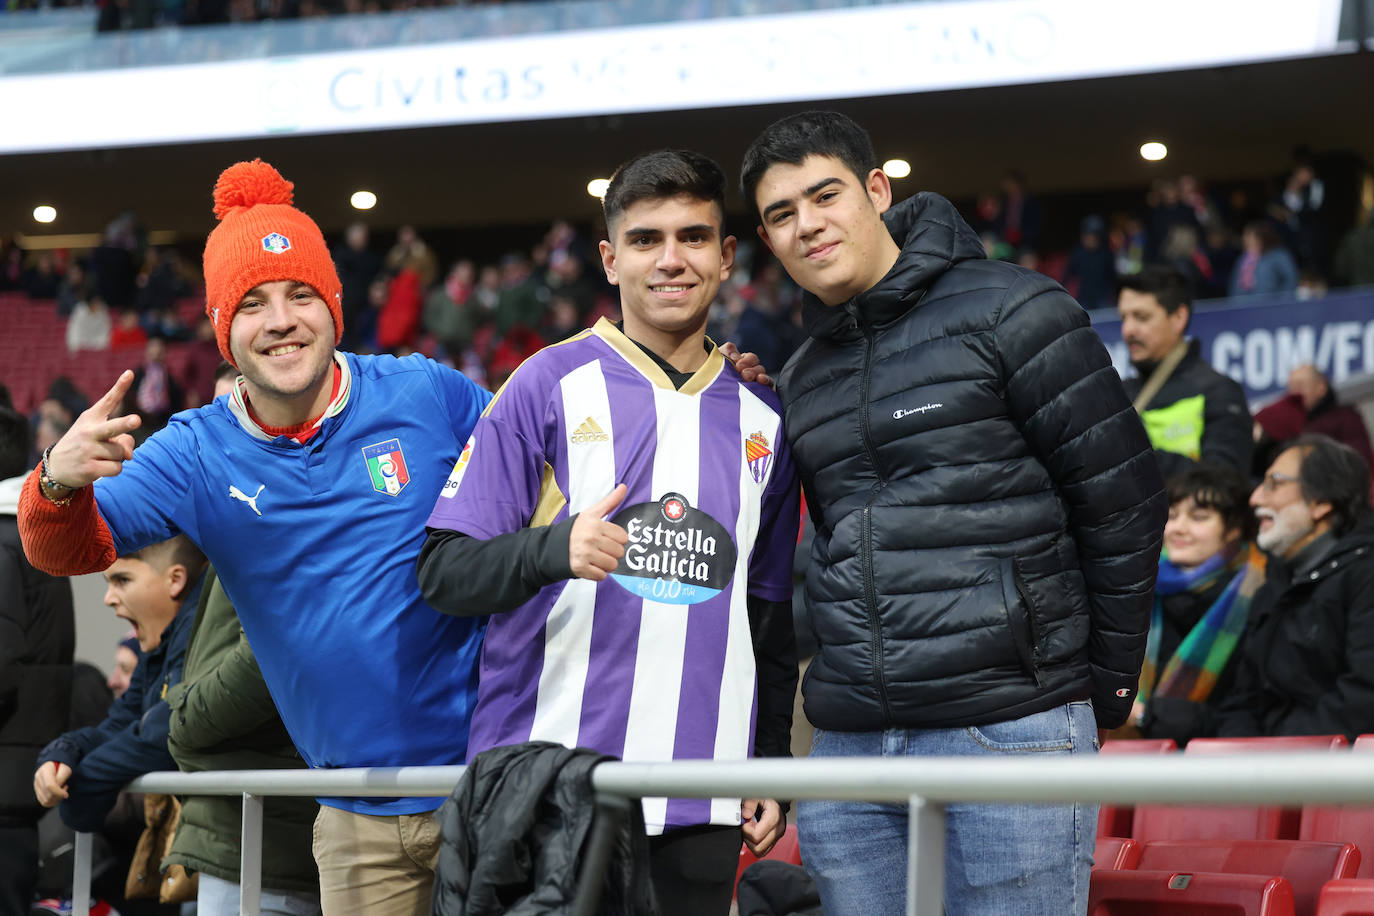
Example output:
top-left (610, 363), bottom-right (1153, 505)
top-left (1, 109), bottom-right (1373, 916)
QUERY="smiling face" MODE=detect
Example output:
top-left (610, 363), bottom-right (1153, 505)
top-left (103, 557), bottom-right (184, 653)
top-left (752, 154), bottom-right (901, 307)
top-left (599, 193), bottom-right (736, 357)
top-left (228, 279), bottom-right (336, 427)
top-left (1165, 496), bottom-right (1238, 569)
top-left (1251, 447), bottom-right (1332, 558)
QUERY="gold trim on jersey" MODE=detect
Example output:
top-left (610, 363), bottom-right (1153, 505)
top-left (529, 462), bottom-right (567, 528)
top-left (591, 317), bottom-right (724, 395)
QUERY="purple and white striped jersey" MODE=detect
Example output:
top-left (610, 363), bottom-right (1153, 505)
top-left (426, 318), bottom-right (799, 834)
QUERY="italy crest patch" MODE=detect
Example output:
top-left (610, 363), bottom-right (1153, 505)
top-left (362, 438), bottom-right (410, 496)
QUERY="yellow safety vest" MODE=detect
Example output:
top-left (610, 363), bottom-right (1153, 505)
top-left (1140, 394), bottom-right (1205, 459)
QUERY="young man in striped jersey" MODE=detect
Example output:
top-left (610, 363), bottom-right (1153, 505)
top-left (419, 149), bottom-right (800, 915)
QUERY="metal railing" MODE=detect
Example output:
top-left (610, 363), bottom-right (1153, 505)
top-left (68, 752), bottom-right (1374, 916)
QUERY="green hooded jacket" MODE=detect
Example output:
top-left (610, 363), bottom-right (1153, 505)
top-left (162, 569), bottom-right (319, 893)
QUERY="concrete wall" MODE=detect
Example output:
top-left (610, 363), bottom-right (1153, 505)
top-left (70, 570), bottom-right (123, 675)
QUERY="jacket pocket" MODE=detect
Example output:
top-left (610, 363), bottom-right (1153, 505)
top-left (999, 557), bottom-right (1041, 685)
top-left (1015, 536), bottom-right (1090, 665)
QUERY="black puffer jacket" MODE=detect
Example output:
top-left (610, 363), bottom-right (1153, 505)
top-left (433, 741), bottom-right (657, 916)
top-left (777, 192), bottom-right (1167, 732)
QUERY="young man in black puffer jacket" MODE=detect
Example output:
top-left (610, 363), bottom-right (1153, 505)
top-left (741, 110), bottom-right (1168, 916)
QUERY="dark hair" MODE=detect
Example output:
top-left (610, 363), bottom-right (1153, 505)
top-left (0, 406), bottom-right (31, 480)
top-left (1287, 434), bottom-right (1372, 537)
top-left (1165, 462), bottom-right (1258, 543)
top-left (601, 150), bottom-right (727, 235)
top-left (740, 110), bottom-right (879, 219)
top-left (1118, 263), bottom-right (1194, 318)
top-left (124, 533), bottom-right (207, 582)
top-left (213, 361), bottom-right (238, 385)
top-left (1244, 220), bottom-right (1283, 253)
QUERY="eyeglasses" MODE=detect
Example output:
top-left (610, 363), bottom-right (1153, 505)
top-left (1259, 471), bottom-right (1300, 492)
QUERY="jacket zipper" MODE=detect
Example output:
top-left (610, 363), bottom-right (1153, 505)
top-left (853, 310), bottom-right (892, 720)
top-left (861, 506), bottom-right (891, 718)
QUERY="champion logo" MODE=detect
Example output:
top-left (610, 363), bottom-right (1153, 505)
top-left (1115, 688), bottom-right (1132, 698)
top-left (571, 417), bottom-right (609, 443)
top-left (893, 403), bottom-right (943, 420)
top-left (261, 232), bottom-right (291, 254)
top-left (228, 483), bottom-right (265, 516)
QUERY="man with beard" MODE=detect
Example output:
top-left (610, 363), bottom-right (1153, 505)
top-left (1117, 265), bottom-right (1253, 477)
top-left (1214, 435), bottom-right (1374, 738)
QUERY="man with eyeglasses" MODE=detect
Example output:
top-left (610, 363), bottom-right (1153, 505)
top-left (1212, 434), bottom-right (1374, 739)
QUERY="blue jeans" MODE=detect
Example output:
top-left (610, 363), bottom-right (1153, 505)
top-left (797, 700), bottom-right (1098, 916)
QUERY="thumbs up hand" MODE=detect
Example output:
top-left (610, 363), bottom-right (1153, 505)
top-left (569, 484), bottom-right (629, 581)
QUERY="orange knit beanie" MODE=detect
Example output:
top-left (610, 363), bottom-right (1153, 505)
top-left (202, 159), bottom-right (343, 366)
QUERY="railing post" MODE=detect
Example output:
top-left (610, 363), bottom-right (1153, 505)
top-left (72, 831), bottom-right (92, 915)
top-left (240, 792), bottom-right (264, 916)
top-left (907, 794), bottom-right (945, 916)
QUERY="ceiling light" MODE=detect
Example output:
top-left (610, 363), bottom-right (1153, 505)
top-left (882, 159), bottom-right (912, 179)
top-left (350, 190), bottom-right (377, 210)
top-left (1139, 142), bottom-right (1168, 162)
top-left (33, 205), bottom-right (56, 223)
top-left (587, 178), bottom-right (610, 199)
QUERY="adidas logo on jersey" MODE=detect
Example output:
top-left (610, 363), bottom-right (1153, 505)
top-left (571, 417), bottom-right (609, 443)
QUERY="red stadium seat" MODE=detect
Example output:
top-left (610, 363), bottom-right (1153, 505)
top-left (1134, 737), bottom-right (1348, 842)
top-left (1187, 737), bottom-right (1350, 754)
top-left (1095, 836), bottom-right (1144, 870)
top-left (1302, 739), bottom-right (1374, 878)
top-left (1089, 869), bottom-right (1295, 915)
top-left (1317, 879), bottom-right (1374, 915)
top-left (734, 823), bottom-right (802, 896)
top-left (1098, 739), bottom-right (1178, 838)
top-left (1136, 839), bottom-right (1359, 915)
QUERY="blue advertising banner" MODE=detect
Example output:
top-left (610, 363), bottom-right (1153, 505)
top-left (1090, 287), bottom-right (1374, 404)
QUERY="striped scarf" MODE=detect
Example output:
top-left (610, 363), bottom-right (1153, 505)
top-left (1140, 543), bottom-right (1267, 704)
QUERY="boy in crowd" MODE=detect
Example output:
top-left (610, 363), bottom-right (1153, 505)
top-left (33, 536), bottom-right (205, 832)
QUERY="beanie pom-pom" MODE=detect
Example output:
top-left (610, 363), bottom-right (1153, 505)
top-left (212, 159), bottom-right (295, 220)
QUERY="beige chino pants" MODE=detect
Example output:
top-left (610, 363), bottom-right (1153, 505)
top-left (312, 805), bottom-right (441, 916)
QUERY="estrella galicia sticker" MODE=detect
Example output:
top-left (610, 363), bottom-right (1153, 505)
top-left (608, 493), bottom-right (737, 605)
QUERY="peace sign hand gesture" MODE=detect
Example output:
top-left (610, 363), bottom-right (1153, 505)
top-left (43, 370), bottom-right (142, 494)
